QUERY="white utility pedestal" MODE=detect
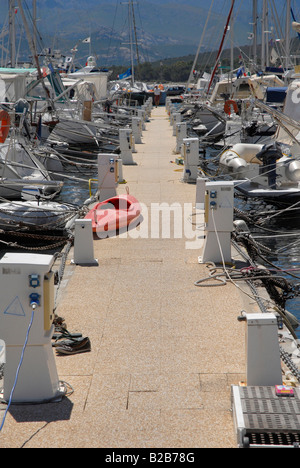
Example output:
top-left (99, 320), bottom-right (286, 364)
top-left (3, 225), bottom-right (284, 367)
top-left (0, 253), bottom-right (63, 404)
top-left (137, 109), bottom-right (146, 130)
top-left (72, 219), bottom-right (98, 266)
top-left (182, 138), bottom-right (199, 182)
top-left (119, 128), bottom-right (136, 165)
top-left (142, 104), bottom-right (150, 121)
top-left (243, 313), bottom-right (283, 387)
top-left (172, 113), bottom-right (181, 136)
top-left (176, 122), bottom-right (187, 154)
top-left (97, 153), bottom-right (118, 202)
top-left (195, 177), bottom-right (209, 209)
top-left (200, 181), bottom-right (234, 264)
top-left (169, 106), bottom-right (176, 122)
top-left (132, 117), bottom-right (142, 144)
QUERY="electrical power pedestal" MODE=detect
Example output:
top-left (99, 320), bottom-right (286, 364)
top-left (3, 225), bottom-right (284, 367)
top-left (176, 122), bottom-right (187, 154)
top-left (137, 109), bottom-right (146, 130)
top-left (199, 181), bottom-right (234, 265)
top-left (243, 312), bottom-right (283, 387)
top-left (97, 154), bottom-right (118, 202)
top-left (132, 117), bottom-right (142, 144)
top-left (182, 138), bottom-right (199, 182)
top-left (172, 113), bottom-right (181, 136)
top-left (72, 219), bottom-right (98, 266)
top-left (0, 253), bottom-right (63, 404)
top-left (119, 128), bottom-right (136, 165)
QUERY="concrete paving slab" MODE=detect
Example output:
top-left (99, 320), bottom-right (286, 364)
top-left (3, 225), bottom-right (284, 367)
top-left (0, 106), bottom-right (247, 449)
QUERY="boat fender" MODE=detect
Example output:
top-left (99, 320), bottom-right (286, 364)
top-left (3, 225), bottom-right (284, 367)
top-left (224, 99), bottom-right (239, 116)
top-left (83, 196), bottom-right (97, 206)
top-left (220, 151), bottom-right (248, 172)
top-left (228, 143), bottom-right (264, 164)
top-left (227, 157), bottom-right (247, 172)
top-left (233, 219), bottom-right (250, 233)
top-left (0, 110), bottom-right (11, 144)
top-left (285, 160), bottom-right (300, 182)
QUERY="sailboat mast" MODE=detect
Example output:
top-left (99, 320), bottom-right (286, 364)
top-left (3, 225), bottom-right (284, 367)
top-left (128, 0), bottom-right (135, 84)
top-left (252, 0), bottom-right (258, 66)
top-left (16, 0), bottom-right (51, 100)
top-left (206, 0), bottom-right (235, 95)
top-left (33, 0), bottom-right (37, 52)
top-left (261, 0), bottom-right (267, 70)
top-left (285, 0), bottom-right (291, 69)
top-left (230, 11), bottom-right (234, 75)
top-left (131, 1), bottom-right (140, 69)
top-left (186, 0), bottom-right (215, 90)
top-left (16, 0), bottom-right (39, 72)
top-left (8, 0), bottom-right (16, 67)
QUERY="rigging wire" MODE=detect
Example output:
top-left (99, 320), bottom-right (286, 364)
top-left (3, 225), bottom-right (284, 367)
top-left (198, 0), bottom-right (228, 75)
top-left (107, 0), bottom-right (120, 68)
top-left (207, 0), bottom-right (237, 95)
top-left (136, 2), bottom-right (150, 63)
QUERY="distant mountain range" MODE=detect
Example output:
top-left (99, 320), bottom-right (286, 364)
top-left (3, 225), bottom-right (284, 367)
top-left (33, 0), bottom-right (236, 65)
top-left (0, 0), bottom-right (296, 67)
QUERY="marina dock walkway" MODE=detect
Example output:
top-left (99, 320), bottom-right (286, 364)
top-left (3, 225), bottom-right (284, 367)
top-left (1, 107), bottom-right (248, 448)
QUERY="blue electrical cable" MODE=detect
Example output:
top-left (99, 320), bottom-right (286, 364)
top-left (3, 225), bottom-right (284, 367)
top-left (0, 306), bottom-right (36, 432)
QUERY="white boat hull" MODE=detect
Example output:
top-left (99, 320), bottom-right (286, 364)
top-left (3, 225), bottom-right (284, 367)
top-left (50, 118), bottom-right (98, 145)
top-left (0, 200), bottom-right (78, 231)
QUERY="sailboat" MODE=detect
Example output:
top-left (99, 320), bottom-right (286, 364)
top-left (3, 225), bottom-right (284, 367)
top-left (0, 100), bottom-right (63, 199)
top-left (7, 2), bottom-right (102, 147)
top-left (218, 0), bottom-right (300, 206)
top-left (0, 192), bottom-right (80, 232)
top-left (0, 137), bottom-right (63, 199)
top-left (184, 0), bottom-right (290, 147)
top-left (109, 0), bottom-right (151, 106)
top-left (177, 0), bottom-right (235, 144)
top-left (69, 55), bottom-right (110, 101)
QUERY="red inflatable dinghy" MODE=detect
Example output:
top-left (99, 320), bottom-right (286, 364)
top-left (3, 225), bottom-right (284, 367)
top-left (85, 194), bottom-right (141, 233)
